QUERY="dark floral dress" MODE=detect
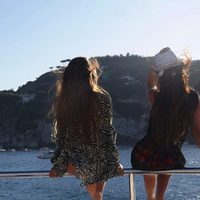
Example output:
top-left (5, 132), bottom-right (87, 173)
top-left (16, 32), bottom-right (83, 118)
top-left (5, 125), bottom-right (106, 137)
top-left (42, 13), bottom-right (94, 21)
top-left (51, 92), bottom-right (122, 186)
top-left (131, 90), bottom-right (199, 170)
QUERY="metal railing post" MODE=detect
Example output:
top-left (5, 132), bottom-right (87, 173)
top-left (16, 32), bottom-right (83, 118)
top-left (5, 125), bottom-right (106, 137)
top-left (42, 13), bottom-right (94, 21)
top-left (129, 173), bottom-right (136, 200)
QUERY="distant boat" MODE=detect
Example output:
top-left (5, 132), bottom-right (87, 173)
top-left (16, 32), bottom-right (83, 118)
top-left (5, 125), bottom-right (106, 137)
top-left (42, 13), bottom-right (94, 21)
top-left (0, 146), bottom-right (6, 152)
top-left (37, 147), bottom-right (54, 159)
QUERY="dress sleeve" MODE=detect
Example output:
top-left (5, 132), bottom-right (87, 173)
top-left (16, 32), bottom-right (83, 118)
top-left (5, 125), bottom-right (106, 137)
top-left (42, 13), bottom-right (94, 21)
top-left (50, 120), bottom-right (69, 176)
top-left (98, 93), bottom-right (117, 141)
top-left (97, 93), bottom-right (119, 153)
top-left (97, 93), bottom-right (123, 175)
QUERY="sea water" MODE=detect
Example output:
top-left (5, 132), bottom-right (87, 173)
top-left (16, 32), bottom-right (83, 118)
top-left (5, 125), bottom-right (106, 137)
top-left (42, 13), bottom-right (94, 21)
top-left (0, 145), bottom-right (200, 200)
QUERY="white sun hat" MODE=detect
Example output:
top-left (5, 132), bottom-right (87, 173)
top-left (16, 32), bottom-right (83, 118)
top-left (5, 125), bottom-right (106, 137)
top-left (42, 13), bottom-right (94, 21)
top-left (151, 47), bottom-right (184, 76)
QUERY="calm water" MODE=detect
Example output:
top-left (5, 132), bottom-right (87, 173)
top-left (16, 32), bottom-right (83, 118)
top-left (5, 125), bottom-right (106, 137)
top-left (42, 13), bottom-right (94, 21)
top-left (0, 145), bottom-right (200, 200)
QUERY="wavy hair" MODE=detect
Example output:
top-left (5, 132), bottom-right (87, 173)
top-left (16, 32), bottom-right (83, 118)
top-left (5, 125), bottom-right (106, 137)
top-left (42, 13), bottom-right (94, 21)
top-left (52, 57), bottom-right (105, 143)
top-left (149, 54), bottom-right (193, 146)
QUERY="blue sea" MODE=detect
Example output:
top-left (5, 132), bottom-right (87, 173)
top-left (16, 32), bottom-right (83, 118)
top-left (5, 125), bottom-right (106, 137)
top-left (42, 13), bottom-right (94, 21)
top-left (0, 145), bottom-right (200, 200)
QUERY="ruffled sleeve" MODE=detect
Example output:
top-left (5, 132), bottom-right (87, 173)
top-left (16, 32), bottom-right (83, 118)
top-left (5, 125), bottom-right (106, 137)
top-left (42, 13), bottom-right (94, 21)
top-left (50, 120), bottom-right (69, 177)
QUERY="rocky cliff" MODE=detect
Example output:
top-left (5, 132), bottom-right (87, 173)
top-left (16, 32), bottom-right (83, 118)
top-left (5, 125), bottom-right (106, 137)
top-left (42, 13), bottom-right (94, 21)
top-left (0, 55), bottom-right (199, 148)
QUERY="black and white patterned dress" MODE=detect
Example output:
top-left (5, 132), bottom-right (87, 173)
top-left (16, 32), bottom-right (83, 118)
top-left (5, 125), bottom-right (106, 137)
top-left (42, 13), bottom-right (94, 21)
top-left (51, 92), bottom-right (121, 186)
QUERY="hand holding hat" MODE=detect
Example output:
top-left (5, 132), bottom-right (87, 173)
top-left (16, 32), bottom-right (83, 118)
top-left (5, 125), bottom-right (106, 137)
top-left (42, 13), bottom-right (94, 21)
top-left (151, 47), bottom-right (184, 76)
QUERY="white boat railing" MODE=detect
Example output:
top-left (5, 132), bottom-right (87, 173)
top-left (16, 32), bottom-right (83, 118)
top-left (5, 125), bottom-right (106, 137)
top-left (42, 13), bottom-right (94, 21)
top-left (1, 168), bottom-right (200, 200)
top-left (124, 168), bottom-right (200, 200)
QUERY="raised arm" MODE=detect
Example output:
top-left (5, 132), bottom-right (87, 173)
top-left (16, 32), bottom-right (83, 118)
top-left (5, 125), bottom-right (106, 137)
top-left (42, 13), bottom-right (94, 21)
top-left (192, 101), bottom-right (200, 146)
top-left (147, 69), bottom-right (158, 106)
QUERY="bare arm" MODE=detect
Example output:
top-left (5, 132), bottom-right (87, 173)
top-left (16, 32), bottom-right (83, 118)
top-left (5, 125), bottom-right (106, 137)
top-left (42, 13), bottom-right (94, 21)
top-left (192, 101), bottom-right (200, 146)
top-left (147, 68), bottom-right (158, 90)
top-left (147, 69), bottom-right (158, 106)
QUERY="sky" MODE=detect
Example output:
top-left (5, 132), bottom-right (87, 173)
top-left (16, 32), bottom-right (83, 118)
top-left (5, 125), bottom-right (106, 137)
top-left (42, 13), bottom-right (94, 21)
top-left (0, 0), bottom-right (200, 90)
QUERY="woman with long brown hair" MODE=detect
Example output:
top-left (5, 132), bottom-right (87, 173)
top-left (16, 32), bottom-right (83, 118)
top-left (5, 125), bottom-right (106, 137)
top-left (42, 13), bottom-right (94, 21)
top-left (49, 57), bottom-right (123, 200)
top-left (131, 47), bottom-right (200, 200)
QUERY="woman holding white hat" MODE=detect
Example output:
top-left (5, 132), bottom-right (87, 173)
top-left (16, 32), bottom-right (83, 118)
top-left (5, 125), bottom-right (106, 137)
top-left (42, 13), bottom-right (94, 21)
top-left (131, 47), bottom-right (200, 200)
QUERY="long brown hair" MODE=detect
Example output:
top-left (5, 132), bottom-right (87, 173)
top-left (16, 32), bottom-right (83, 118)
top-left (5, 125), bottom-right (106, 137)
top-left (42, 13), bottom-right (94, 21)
top-left (149, 55), bottom-right (193, 146)
top-left (52, 57), bottom-right (104, 143)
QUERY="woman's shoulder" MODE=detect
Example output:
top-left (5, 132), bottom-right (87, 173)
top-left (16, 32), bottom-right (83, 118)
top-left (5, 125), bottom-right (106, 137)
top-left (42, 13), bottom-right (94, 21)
top-left (187, 88), bottom-right (199, 109)
top-left (188, 88), bottom-right (199, 102)
top-left (95, 90), bottom-right (112, 103)
top-left (189, 88), bottom-right (199, 97)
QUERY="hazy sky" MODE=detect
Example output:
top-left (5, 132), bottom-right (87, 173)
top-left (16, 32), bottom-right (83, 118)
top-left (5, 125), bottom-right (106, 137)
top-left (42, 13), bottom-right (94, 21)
top-left (0, 0), bottom-right (200, 90)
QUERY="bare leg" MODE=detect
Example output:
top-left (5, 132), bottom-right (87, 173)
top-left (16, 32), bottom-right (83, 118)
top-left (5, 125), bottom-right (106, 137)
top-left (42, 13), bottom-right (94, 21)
top-left (144, 175), bottom-right (156, 200)
top-left (155, 174), bottom-right (171, 200)
top-left (86, 182), bottom-right (106, 200)
top-left (66, 163), bottom-right (75, 175)
top-left (86, 184), bottom-right (96, 199)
